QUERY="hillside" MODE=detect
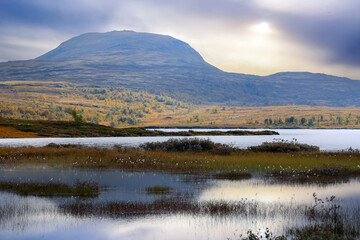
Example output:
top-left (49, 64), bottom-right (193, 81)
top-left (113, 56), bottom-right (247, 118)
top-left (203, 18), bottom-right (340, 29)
top-left (0, 81), bottom-right (191, 127)
top-left (1, 30), bottom-right (359, 106)
top-left (1, 80), bottom-right (359, 128)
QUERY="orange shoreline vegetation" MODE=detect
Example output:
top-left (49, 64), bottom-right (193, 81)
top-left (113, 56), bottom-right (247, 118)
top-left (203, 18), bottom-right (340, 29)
top-left (0, 118), bottom-right (278, 138)
top-left (0, 126), bottom-right (38, 138)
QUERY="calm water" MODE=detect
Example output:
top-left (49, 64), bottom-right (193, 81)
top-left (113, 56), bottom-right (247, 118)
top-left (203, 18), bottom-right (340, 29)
top-left (0, 166), bottom-right (359, 240)
top-left (0, 129), bottom-right (359, 151)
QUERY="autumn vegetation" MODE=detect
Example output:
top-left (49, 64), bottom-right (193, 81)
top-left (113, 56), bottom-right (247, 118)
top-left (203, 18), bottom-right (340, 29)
top-left (0, 117), bottom-right (277, 138)
top-left (1, 81), bottom-right (360, 129)
top-left (0, 141), bottom-right (359, 178)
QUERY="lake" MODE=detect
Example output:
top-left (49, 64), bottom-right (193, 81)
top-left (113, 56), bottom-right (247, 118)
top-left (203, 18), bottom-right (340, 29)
top-left (0, 166), bottom-right (359, 240)
top-left (0, 129), bottom-right (359, 151)
top-left (1, 129), bottom-right (359, 239)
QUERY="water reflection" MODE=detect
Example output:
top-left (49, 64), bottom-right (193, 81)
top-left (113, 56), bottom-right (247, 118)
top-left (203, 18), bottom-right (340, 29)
top-left (0, 166), bottom-right (359, 239)
top-left (0, 166), bottom-right (203, 203)
top-left (199, 178), bottom-right (360, 205)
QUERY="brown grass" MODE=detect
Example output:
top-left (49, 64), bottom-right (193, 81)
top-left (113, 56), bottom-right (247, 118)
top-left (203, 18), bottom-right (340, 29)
top-left (0, 126), bottom-right (38, 138)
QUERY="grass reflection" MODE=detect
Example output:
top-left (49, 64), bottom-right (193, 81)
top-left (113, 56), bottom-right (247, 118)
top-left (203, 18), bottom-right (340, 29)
top-left (0, 181), bottom-right (99, 198)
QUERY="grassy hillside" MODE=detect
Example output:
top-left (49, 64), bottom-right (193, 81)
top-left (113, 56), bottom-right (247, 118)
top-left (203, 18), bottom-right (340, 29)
top-left (0, 81), bottom-right (192, 127)
top-left (1, 81), bottom-right (360, 129)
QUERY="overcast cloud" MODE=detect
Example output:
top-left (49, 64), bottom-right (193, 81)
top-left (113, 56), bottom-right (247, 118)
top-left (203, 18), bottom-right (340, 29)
top-left (1, 0), bottom-right (360, 79)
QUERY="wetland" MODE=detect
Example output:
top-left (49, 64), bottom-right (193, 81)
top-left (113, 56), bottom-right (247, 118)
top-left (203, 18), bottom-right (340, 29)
top-left (0, 135), bottom-right (360, 239)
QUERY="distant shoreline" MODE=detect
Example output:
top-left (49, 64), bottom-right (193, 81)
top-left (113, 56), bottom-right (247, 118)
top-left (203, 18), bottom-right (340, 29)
top-left (144, 126), bottom-right (360, 130)
top-left (0, 118), bottom-right (278, 138)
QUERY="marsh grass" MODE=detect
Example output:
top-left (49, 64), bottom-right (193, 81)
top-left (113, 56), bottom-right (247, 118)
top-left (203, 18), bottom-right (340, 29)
top-left (235, 193), bottom-right (360, 240)
top-left (60, 199), bottom-right (286, 217)
top-left (0, 146), bottom-right (359, 176)
top-left (291, 224), bottom-right (357, 240)
top-left (0, 181), bottom-right (99, 198)
top-left (57, 193), bottom-right (360, 240)
top-left (239, 225), bottom-right (357, 240)
top-left (289, 193), bottom-right (360, 239)
top-left (268, 166), bottom-right (360, 184)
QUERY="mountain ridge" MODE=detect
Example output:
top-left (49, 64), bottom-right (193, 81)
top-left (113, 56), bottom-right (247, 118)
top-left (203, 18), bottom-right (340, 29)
top-left (1, 30), bottom-right (360, 106)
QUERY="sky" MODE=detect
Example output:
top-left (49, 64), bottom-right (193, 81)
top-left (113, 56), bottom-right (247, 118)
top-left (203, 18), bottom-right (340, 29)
top-left (1, 0), bottom-right (360, 79)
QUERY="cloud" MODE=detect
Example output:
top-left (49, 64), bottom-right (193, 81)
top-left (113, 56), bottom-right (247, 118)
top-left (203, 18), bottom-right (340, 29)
top-left (0, 0), bottom-right (360, 79)
top-left (262, 1), bottom-right (360, 67)
top-left (255, 0), bottom-right (358, 15)
top-left (0, 0), bottom-right (114, 31)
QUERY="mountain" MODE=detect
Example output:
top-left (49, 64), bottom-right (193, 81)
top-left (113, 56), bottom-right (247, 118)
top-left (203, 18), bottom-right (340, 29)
top-left (0, 30), bottom-right (360, 106)
top-left (37, 31), bottom-right (206, 66)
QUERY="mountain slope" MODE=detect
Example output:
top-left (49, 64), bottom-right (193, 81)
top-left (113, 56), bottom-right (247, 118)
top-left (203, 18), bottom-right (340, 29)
top-left (37, 31), bottom-right (207, 66)
top-left (0, 30), bottom-right (360, 106)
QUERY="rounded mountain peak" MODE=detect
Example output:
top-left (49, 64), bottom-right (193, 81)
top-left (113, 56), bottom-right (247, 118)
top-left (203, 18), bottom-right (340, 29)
top-left (36, 31), bottom-right (206, 66)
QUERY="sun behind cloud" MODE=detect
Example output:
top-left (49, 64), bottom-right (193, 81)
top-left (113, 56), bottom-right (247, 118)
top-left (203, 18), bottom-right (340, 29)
top-left (251, 22), bottom-right (272, 34)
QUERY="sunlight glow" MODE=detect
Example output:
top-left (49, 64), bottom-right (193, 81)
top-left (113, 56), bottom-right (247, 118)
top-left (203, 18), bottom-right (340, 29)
top-left (252, 22), bottom-right (272, 34)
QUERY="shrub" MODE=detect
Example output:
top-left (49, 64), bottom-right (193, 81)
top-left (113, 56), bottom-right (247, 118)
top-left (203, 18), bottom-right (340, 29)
top-left (248, 139), bottom-right (319, 153)
top-left (140, 138), bottom-right (236, 155)
top-left (72, 109), bottom-right (84, 125)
